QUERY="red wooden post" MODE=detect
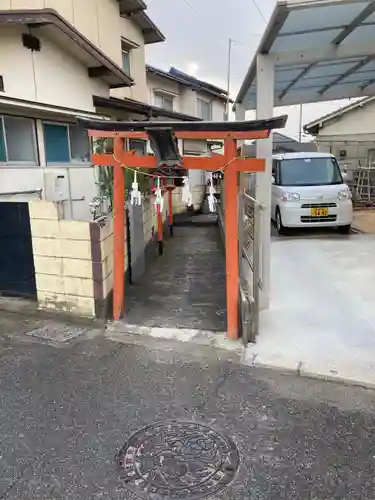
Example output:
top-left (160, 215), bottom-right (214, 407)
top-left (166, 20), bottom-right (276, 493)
top-left (113, 137), bottom-right (125, 320)
top-left (224, 138), bottom-right (239, 340)
top-left (157, 203), bottom-right (163, 255)
top-left (168, 188), bottom-right (174, 236)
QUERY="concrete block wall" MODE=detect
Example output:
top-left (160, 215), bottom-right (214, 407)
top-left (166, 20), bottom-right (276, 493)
top-left (142, 197), bottom-right (154, 242)
top-left (29, 200), bottom-right (97, 318)
top-left (143, 193), bottom-right (170, 237)
top-left (29, 188), bottom-right (202, 320)
top-left (96, 215), bottom-right (128, 315)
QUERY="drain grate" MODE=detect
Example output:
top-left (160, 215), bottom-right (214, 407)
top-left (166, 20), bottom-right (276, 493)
top-left (117, 420), bottom-right (239, 499)
top-left (25, 323), bottom-right (87, 342)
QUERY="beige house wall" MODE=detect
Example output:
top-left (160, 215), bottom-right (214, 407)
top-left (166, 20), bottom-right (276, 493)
top-left (112, 18), bottom-right (148, 103)
top-left (310, 101), bottom-right (375, 173)
top-left (3, 0), bottom-right (126, 67)
top-left (0, 0), bottom-right (150, 105)
top-left (0, 26), bottom-right (108, 111)
top-left (147, 73), bottom-right (181, 109)
top-left (314, 100), bottom-right (375, 138)
top-left (146, 70), bottom-right (226, 199)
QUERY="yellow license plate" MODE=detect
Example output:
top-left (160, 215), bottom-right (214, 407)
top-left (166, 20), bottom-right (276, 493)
top-left (311, 208), bottom-right (328, 217)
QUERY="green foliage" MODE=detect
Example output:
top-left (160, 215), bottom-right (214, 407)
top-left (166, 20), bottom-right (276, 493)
top-left (92, 138), bottom-right (153, 210)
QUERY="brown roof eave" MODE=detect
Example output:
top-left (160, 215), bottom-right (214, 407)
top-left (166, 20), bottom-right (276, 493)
top-left (0, 9), bottom-right (134, 88)
top-left (118, 0), bottom-right (147, 15)
top-left (303, 123), bottom-right (320, 135)
top-left (146, 65), bottom-right (232, 102)
top-left (132, 11), bottom-right (165, 44)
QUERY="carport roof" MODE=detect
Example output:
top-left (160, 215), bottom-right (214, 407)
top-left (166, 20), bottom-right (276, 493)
top-left (235, 0), bottom-right (375, 110)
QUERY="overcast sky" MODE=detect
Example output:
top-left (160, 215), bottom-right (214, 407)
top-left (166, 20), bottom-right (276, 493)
top-left (145, 0), bottom-right (352, 141)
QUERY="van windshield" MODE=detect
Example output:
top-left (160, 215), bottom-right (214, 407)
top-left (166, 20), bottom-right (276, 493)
top-left (279, 157), bottom-right (343, 187)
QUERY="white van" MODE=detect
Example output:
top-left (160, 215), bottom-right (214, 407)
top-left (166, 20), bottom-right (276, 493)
top-left (271, 152), bottom-right (353, 235)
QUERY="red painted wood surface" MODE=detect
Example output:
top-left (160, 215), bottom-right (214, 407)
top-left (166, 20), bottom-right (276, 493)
top-left (224, 138), bottom-right (240, 340)
top-left (113, 137), bottom-right (125, 321)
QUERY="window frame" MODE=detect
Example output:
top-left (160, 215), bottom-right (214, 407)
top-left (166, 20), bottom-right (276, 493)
top-left (197, 97), bottom-right (212, 121)
top-left (153, 90), bottom-right (175, 111)
top-left (121, 37), bottom-right (138, 76)
top-left (272, 159), bottom-right (281, 185)
top-left (129, 139), bottom-right (147, 155)
top-left (43, 121), bottom-right (91, 166)
top-left (275, 161), bottom-right (281, 185)
top-left (121, 48), bottom-right (131, 75)
top-left (0, 114), bottom-right (39, 166)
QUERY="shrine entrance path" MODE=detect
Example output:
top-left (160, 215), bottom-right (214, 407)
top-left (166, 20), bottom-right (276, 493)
top-left (122, 217), bottom-right (227, 333)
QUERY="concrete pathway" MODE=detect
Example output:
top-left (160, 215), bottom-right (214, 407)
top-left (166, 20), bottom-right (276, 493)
top-left (123, 222), bottom-right (226, 333)
top-left (2, 325), bottom-right (375, 499)
top-left (246, 233), bottom-right (375, 386)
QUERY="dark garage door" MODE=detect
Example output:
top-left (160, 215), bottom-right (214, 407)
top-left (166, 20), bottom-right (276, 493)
top-left (0, 202), bottom-right (36, 298)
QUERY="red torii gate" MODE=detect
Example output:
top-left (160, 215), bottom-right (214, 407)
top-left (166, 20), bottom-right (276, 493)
top-left (80, 116), bottom-right (287, 340)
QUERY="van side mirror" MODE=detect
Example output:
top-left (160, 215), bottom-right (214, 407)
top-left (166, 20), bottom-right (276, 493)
top-left (341, 171), bottom-right (348, 180)
top-left (271, 175), bottom-right (276, 184)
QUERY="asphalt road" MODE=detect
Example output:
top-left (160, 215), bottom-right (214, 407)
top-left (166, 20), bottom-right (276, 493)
top-left (0, 319), bottom-right (375, 499)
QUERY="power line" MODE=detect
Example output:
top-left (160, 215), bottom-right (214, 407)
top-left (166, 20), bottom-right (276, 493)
top-left (148, 0), bottom-right (195, 10)
top-left (180, 0), bottom-right (195, 10)
top-left (251, 0), bottom-right (267, 23)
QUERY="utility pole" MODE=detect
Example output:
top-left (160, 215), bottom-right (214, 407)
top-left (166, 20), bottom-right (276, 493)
top-left (225, 37), bottom-right (233, 121)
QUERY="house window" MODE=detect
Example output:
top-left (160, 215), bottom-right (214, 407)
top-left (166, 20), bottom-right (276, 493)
top-left (43, 122), bottom-right (90, 164)
top-left (121, 38), bottom-right (135, 75)
top-left (122, 48), bottom-right (131, 75)
top-left (154, 92), bottom-right (174, 111)
top-left (129, 139), bottom-right (147, 155)
top-left (197, 98), bottom-right (212, 120)
top-left (0, 115), bottom-right (37, 164)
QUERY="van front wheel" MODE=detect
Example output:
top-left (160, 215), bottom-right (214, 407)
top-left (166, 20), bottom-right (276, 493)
top-left (338, 224), bottom-right (351, 234)
top-left (276, 208), bottom-right (287, 236)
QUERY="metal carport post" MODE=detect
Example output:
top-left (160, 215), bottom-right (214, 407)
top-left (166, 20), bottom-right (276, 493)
top-left (234, 0), bottom-right (375, 311)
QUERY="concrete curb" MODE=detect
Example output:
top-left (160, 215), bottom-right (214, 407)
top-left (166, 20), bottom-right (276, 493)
top-left (105, 321), bottom-right (244, 354)
top-left (105, 323), bottom-right (375, 390)
top-left (0, 296), bottom-right (104, 328)
top-left (351, 226), bottom-right (366, 234)
top-left (245, 355), bottom-right (375, 391)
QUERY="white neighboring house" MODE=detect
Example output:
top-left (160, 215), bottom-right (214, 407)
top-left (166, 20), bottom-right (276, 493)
top-left (304, 97), bottom-right (375, 171)
top-left (0, 0), bottom-right (164, 220)
top-left (146, 66), bottom-right (230, 207)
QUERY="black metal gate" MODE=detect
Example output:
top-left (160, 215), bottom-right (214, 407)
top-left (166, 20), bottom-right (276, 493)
top-left (0, 202), bottom-right (36, 298)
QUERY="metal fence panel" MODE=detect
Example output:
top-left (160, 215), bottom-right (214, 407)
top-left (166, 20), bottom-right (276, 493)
top-left (239, 190), bottom-right (263, 344)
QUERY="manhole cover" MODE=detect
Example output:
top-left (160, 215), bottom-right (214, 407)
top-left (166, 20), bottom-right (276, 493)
top-left (117, 420), bottom-right (239, 499)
